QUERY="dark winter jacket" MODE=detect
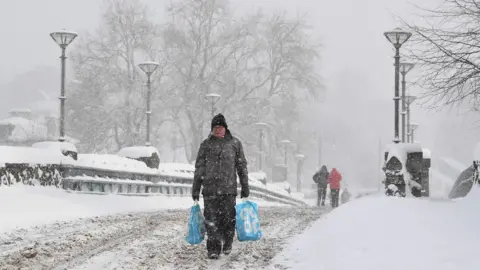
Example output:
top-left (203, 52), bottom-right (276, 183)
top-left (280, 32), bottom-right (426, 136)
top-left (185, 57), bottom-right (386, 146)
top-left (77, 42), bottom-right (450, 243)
top-left (313, 165), bottom-right (329, 187)
top-left (192, 129), bottom-right (249, 197)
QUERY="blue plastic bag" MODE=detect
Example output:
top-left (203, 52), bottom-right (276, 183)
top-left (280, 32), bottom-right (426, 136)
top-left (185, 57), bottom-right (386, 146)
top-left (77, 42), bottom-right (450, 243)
top-left (185, 202), bottom-right (206, 245)
top-left (235, 200), bottom-right (262, 241)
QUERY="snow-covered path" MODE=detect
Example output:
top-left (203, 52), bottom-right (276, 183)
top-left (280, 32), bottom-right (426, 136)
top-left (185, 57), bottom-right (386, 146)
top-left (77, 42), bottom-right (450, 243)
top-left (0, 207), bottom-right (324, 270)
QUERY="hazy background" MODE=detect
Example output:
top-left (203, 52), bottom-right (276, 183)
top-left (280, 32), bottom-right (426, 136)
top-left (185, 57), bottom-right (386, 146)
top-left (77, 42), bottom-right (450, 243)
top-left (1, 0), bottom-right (477, 190)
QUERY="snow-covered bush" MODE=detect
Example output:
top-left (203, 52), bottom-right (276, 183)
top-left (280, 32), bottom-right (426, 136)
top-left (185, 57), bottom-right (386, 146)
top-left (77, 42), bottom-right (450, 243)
top-left (0, 164), bottom-right (63, 187)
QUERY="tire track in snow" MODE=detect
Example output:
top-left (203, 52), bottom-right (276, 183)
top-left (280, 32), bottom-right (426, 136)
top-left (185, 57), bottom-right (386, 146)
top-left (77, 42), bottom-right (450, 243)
top-left (0, 211), bottom-right (177, 270)
top-left (0, 207), bottom-right (325, 270)
top-left (70, 210), bottom-right (189, 270)
top-left (171, 207), bottom-right (325, 270)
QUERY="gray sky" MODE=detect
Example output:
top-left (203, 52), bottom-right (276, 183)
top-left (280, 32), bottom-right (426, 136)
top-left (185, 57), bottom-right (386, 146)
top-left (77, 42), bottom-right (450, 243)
top-left (2, 0), bottom-right (475, 187)
top-left (0, 0), bottom-right (433, 85)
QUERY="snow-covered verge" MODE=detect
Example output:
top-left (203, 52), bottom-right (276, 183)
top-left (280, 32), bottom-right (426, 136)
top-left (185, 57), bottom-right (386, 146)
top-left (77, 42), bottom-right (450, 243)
top-left (0, 145), bottom-right (74, 166)
top-left (270, 189), bottom-right (480, 270)
top-left (117, 146), bottom-right (159, 159)
top-left (430, 167), bottom-right (455, 198)
top-left (0, 185), bottom-right (285, 234)
top-left (76, 154), bottom-right (158, 174)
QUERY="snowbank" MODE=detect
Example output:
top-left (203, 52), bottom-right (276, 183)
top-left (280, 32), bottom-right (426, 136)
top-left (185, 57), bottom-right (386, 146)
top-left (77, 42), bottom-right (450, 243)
top-left (32, 141), bottom-right (77, 153)
top-left (272, 192), bottom-right (480, 270)
top-left (0, 185), bottom-right (285, 233)
top-left (0, 145), bottom-right (75, 166)
top-left (117, 146), bottom-right (159, 159)
top-left (76, 154), bottom-right (158, 174)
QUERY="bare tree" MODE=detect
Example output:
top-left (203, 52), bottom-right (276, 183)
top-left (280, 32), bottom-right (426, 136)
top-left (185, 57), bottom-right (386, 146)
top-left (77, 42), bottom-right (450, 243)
top-left (68, 0), bottom-right (323, 168)
top-left (404, 0), bottom-right (480, 110)
top-left (164, 0), bottom-right (322, 163)
top-left (238, 12), bottom-right (322, 167)
top-left (162, 0), bottom-right (259, 161)
top-left (69, 0), bottom-right (165, 151)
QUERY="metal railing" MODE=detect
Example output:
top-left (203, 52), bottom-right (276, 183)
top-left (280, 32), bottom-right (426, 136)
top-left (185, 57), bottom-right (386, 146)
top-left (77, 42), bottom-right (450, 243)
top-left (0, 162), bottom-right (306, 206)
top-left (61, 175), bottom-right (307, 206)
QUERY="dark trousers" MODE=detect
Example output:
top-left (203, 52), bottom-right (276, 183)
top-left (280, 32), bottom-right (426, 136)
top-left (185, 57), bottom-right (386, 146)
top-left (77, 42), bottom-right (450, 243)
top-left (330, 189), bottom-right (339, 208)
top-left (317, 185), bottom-right (327, 206)
top-left (203, 195), bottom-right (236, 255)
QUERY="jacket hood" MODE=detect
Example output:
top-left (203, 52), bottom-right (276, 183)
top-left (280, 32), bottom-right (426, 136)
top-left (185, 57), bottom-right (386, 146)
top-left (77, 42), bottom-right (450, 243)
top-left (331, 168), bottom-right (341, 176)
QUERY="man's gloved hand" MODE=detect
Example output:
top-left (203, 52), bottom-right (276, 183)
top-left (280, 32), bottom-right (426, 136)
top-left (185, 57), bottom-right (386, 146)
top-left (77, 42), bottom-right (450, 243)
top-left (240, 187), bottom-right (249, 198)
top-left (192, 194), bottom-right (199, 201)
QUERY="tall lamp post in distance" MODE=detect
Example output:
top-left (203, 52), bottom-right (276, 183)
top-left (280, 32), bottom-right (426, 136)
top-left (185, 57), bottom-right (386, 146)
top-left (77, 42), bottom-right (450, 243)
top-left (400, 62), bottom-right (415, 142)
top-left (205, 93), bottom-right (221, 117)
top-left (295, 153), bottom-right (305, 192)
top-left (280, 139), bottom-right (291, 182)
top-left (404, 94), bottom-right (417, 143)
top-left (138, 61), bottom-right (160, 146)
top-left (409, 123), bottom-right (419, 143)
top-left (384, 27), bottom-right (412, 143)
top-left (50, 29), bottom-right (78, 142)
top-left (255, 122), bottom-right (269, 172)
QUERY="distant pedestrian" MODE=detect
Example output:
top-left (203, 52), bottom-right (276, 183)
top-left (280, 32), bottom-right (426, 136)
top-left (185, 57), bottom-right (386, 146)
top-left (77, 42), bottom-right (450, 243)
top-left (328, 168), bottom-right (342, 208)
top-left (313, 165), bottom-right (329, 206)
top-left (192, 113), bottom-right (250, 259)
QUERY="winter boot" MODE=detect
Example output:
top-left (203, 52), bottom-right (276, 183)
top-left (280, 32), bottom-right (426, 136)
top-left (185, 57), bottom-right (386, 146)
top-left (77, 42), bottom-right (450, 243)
top-left (223, 239), bottom-right (233, 255)
top-left (208, 253), bottom-right (219, 260)
top-left (223, 245), bottom-right (232, 255)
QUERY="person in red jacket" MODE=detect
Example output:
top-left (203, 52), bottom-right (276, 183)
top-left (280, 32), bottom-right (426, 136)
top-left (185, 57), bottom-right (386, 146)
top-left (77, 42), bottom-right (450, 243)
top-left (328, 168), bottom-right (342, 208)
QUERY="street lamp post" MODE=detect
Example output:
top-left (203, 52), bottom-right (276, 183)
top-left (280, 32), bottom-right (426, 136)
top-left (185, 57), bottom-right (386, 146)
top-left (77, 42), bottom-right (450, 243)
top-left (50, 29), bottom-right (78, 142)
top-left (409, 123), bottom-right (419, 143)
top-left (295, 153), bottom-right (305, 192)
top-left (138, 61), bottom-right (160, 146)
top-left (280, 139), bottom-right (291, 182)
top-left (205, 93), bottom-right (221, 117)
top-left (384, 27), bottom-right (412, 143)
top-left (400, 63), bottom-right (415, 142)
top-left (255, 122), bottom-right (269, 171)
top-left (404, 95), bottom-right (417, 143)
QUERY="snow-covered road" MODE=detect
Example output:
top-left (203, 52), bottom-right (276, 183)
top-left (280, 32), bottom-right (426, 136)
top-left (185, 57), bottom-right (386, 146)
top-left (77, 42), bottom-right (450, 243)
top-left (0, 207), bottom-right (324, 270)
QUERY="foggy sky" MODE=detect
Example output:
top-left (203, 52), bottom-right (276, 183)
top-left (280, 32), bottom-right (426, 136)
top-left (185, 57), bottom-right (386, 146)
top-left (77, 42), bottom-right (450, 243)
top-left (2, 0), bottom-right (477, 189)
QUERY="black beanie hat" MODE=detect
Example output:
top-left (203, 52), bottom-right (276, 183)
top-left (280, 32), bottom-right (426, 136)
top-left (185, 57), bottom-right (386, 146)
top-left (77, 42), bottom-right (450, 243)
top-left (211, 113), bottom-right (228, 130)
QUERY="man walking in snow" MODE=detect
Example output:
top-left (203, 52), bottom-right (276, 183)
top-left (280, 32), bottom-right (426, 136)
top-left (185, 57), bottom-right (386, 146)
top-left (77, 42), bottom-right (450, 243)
top-left (328, 168), bottom-right (342, 208)
top-left (313, 165), bottom-right (329, 206)
top-left (192, 113), bottom-right (250, 259)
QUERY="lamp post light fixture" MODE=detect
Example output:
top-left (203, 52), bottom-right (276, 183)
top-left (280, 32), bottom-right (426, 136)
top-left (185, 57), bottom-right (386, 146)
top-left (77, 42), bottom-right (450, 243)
top-left (138, 61), bottom-right (160, 146)
top-left (384, 27), bottom-right (412, 143)
top-left (404, 94), bottom-right (417, 143)
top-left (50, 29), bottom-right (78, 142)
top-left (295, 153), bottom-right (305, 192)
top-left (255, 122), bottom-right (269, 172)
top-left (205, 93), bottom-right (221, 117)
top-left (409, 123), bottom-right (419, 143)
top-left (400, 62), bottom-right (415, 142)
